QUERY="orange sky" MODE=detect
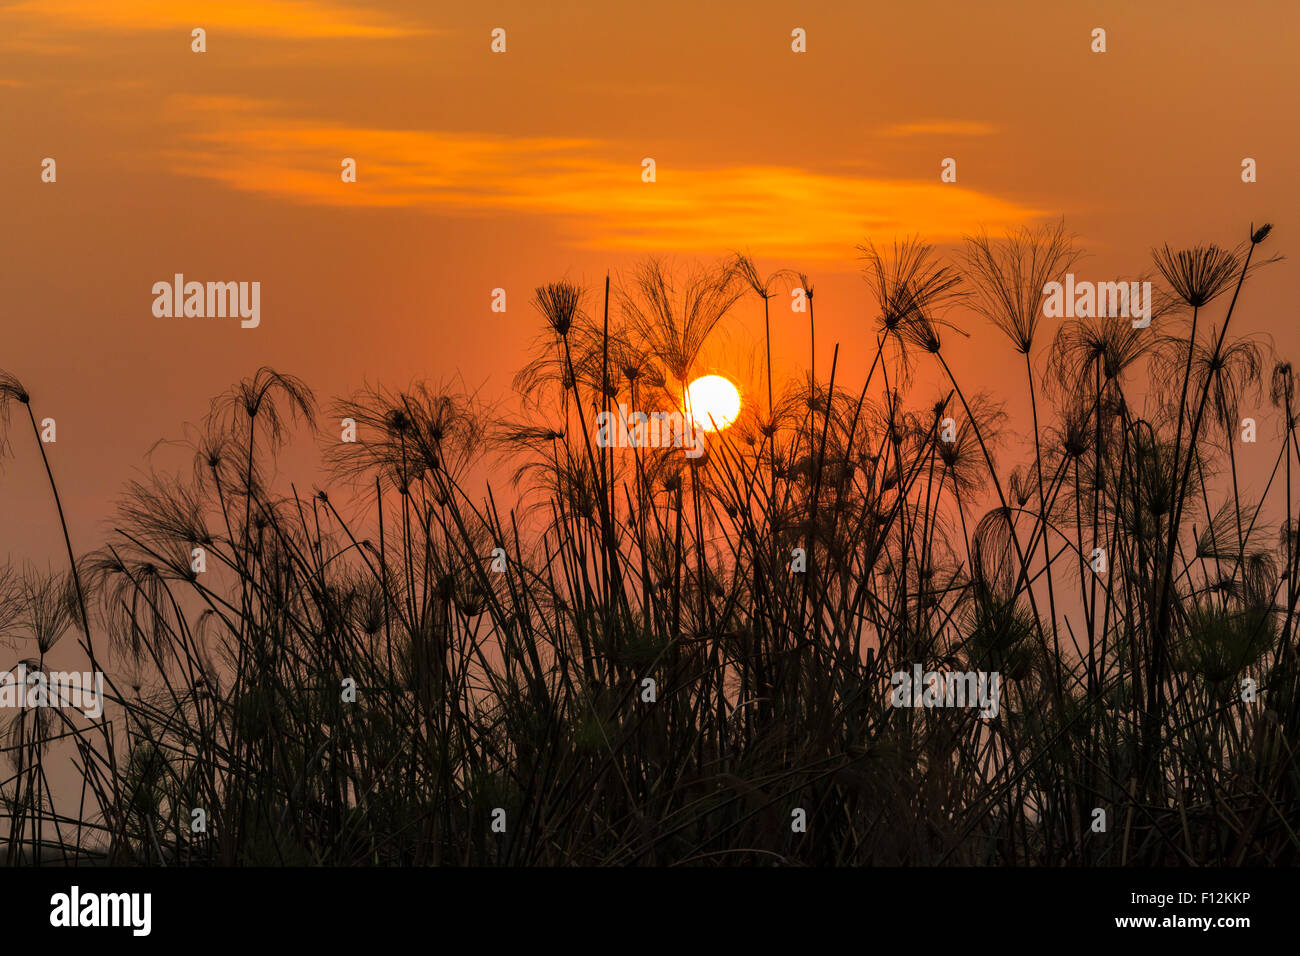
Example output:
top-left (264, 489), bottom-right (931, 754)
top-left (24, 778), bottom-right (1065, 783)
top-left (0, 0), bottom-right (1297, 561)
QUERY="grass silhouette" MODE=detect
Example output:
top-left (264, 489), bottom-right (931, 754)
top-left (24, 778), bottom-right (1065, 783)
top-left (1, 222), bottom-right (1296, 866)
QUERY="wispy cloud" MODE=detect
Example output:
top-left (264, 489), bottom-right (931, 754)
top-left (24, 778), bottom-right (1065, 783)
top-left (159, 97), bottom-right (1040, 259)
top-left (879, 121), bottom-right (997, 138)
top-left (1, 0), bottom-right (428, 39)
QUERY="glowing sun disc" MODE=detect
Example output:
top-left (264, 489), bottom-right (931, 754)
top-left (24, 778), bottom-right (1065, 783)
top-left (685, 375), bottom-right (742, 432)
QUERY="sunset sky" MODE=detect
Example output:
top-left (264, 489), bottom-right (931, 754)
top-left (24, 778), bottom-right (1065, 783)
top-left (1, 0), bottom-right (1296, 561)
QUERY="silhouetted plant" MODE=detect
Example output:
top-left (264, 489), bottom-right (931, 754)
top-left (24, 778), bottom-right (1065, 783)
top-left (0, 222), bottom-right (1294, 867)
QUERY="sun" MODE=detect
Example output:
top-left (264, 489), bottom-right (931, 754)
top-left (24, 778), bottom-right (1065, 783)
top-left (684, 375), bottom-right (742, 432)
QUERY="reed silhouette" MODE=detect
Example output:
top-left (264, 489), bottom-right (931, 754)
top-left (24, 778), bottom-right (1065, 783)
top-left (1, 222), bottom-right (1295, 866)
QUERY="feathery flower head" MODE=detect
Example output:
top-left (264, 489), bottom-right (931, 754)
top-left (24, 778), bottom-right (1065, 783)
top-left (1151, 243), bottom-right (1239, 309)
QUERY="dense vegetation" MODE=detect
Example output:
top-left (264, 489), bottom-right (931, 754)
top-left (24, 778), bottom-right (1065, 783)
top-left (2, 221), bottom-right (1296, 865)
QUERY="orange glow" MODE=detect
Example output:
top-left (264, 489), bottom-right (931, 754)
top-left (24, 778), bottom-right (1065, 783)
top-left (151, 98), bottom-right (1042, 259)
top-left (2, 0), bottom-right (426, 38)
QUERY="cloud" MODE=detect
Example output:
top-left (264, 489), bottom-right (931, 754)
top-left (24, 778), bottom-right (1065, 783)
top-left (160, 98), bottom-right (1041, 259)
top-left (1, 0), bottom-right (427, 39)
top-left (879, 121), bottom-right (997, 138)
